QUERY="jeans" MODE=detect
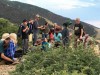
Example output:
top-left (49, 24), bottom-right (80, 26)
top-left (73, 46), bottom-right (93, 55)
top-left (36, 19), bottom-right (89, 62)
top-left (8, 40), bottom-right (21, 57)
top-left (22, 39), bottom-right (28, 54)
top-left (42, 33), bottom-right (48, 39)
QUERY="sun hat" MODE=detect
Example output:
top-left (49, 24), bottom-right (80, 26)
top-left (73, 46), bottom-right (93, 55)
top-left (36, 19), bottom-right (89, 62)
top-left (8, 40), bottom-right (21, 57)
top-left (1, 33), bottom-right (10, 41)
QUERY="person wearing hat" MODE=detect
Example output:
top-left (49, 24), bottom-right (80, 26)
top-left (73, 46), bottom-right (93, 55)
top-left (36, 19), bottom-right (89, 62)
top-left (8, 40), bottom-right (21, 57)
top-left (21, 19), bottom-right (29, 55)
top-left (61, 20), bottom-right (72, 48)
top-left (32, 14), bottom-right (42, 46)
top-left (0, 33), bottom-right (18, 64)
top-left (4, 33), bottom-right (18, 60)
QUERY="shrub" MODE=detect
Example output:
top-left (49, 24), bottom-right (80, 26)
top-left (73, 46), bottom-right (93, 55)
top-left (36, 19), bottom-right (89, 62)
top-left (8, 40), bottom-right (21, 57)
top-left (11, 42), bottom-right (100, 75)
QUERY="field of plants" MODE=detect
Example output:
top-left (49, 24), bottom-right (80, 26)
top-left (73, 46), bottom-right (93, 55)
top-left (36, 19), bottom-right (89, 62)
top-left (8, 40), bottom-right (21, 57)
top-left (11, 43), bottom-right (100, 75)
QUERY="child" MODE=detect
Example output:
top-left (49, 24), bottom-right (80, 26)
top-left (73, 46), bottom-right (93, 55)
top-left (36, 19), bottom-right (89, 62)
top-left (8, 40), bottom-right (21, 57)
top-left (49, 28), bottom-right (54, 40)
top-left (54, 28), bottom-right (62, 47)
top-left (41, 38), bottom-right (49, 51)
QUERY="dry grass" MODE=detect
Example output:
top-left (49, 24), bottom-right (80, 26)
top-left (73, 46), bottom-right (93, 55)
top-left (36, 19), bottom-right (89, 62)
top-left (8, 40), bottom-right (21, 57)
top-left (0, 65), bottom-right (15, 75)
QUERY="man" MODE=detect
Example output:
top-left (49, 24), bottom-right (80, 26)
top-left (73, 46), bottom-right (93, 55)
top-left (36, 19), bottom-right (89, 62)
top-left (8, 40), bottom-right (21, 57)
top-left (33, 14), bottom-right (42, 46)
top-left (27, 19), bottom-right (34, 42)
top-left (21, 19), bottom-right (29, 54)
top-left (27, 19), bottom-right (34, 34)
top-left (62, 20), bottom-right (72, 48)
top-left (74, 18), bottom-right (85, 47)
top-left (0, 34), bottom-right (18, 64)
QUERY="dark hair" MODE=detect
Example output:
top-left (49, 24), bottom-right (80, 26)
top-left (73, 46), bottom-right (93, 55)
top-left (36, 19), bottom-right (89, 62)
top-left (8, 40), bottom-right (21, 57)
top-left (5, 37), bottom-right (10, 40)
top-left (49, 28), bottom-right (54, 34)
top-left (45, 22), bottom-right (48, 25)
top-left (23, 19), bottom-right (27, 23)
top-left (3, 37), bottom-right (10, 49)
top-left (48, 39), bottom-right (51, 42)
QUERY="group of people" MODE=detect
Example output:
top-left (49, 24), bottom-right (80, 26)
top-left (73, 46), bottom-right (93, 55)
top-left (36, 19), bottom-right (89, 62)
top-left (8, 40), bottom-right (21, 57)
top-left (0, 14), bottom-right (90, 64)
top-left (19, 14), bottom-right (89, 53)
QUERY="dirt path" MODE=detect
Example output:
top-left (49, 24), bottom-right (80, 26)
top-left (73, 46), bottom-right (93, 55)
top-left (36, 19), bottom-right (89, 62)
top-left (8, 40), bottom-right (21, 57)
top-left (0, 65), bottom-right (15, 75)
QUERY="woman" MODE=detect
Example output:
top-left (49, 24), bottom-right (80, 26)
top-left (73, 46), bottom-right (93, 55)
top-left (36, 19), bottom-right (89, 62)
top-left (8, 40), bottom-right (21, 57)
top-left (54, 28), bottom-right (62, 47)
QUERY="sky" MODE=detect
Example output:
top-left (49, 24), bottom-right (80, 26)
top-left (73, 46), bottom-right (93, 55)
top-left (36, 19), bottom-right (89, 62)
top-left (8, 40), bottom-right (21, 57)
top-left (10, 0), bottom-right (100, 28)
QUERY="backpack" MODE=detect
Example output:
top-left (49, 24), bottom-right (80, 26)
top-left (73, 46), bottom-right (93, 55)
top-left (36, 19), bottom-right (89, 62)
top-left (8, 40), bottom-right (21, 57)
top-left (17, 24), bottom-right (23, 37)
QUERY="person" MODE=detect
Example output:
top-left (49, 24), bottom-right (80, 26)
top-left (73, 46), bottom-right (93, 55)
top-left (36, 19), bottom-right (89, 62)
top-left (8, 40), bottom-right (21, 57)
top-left (41, 22), bottom-right (50, 39)
top-left (21, 19), bottom-right (29, 55)
top-left (32, 14), bottom-right (42, 46)
top-left (4, 33), bottom-right (17, 61)
top-left (49, 28), bottom-right (54, 41)
top-left (27, 19), bottom-right (34, 42)
top-left (0, 33), bottom-right (18, 64)
top-left (27, 19), bottom-right (34, 34)
top-left (54, 28), bottom-right (62, 47)
top-left (48, 39), bottom-right (53, 48)
top-left (62, 20), bottom-right (72, 48)
top-left (74, 18), bottom-right (85, 47)
top-left (54, 23), bottom-right (62, 32)
top-left (41, 38), bottom-right (49, 51)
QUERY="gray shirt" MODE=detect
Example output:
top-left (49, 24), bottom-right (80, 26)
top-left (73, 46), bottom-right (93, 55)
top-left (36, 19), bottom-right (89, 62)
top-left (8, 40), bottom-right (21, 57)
top-left (33, 21), bottom-right (39, 33)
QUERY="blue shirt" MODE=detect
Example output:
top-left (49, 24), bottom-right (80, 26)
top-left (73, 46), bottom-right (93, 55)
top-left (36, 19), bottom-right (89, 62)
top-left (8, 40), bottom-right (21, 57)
top-left (4, 40), bottom-right (16, 60)
top-left (54, 33), bottom-right (62, 42)
top-left (42, 41), bottom-right (49, 51)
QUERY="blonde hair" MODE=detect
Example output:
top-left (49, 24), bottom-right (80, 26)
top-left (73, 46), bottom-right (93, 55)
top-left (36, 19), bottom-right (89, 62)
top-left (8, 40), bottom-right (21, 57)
top-left (9, 33), bottom-right (17, 44)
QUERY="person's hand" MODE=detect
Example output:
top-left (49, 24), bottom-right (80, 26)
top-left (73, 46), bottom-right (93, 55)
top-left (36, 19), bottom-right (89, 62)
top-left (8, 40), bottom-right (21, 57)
top-left (26, 26), bottom-right (29, 30)
top-left (80, 36), bottom-right (82, 40)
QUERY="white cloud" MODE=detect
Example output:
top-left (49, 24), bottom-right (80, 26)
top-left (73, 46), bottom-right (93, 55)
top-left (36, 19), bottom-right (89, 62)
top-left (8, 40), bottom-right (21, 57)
top-left (85, 20), bottom-right (100, 28)
top-left (10, 0), bottom-right (96, 10)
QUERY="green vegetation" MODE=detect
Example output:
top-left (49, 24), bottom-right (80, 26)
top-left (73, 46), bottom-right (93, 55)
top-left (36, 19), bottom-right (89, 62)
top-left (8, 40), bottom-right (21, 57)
top-left (0, 18), bottom-right (18, 38)
top-left (11, 43), bottom-right (100, 75)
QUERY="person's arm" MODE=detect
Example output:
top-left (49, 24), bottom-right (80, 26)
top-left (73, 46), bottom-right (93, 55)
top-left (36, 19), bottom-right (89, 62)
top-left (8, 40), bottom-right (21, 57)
top-left (60, 33), bottom-right (62, 40)
top-left (1, 53), bottom-right (13, 62)
top-left (80, 25), bottom-right (84, 39)
top-left (23, 26), bottom-right (29, 32)
top-left (37, 26), bottom-right (42, 29)
top-left (80, 29), bottom-right (83, 39)
top-left (9, 42), bottom-right (15, 60)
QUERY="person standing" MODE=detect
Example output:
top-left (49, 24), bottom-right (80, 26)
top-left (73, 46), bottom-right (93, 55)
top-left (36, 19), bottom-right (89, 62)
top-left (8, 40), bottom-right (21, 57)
top-left (21, 19), bottom-right (29, 54)
top-left (32, 14), bottom-right (42, 46)
top-left (27, 19), bottom-right (34, 42)
top-left (62, 20), bottom-right (72, 48)
top-left (74, 18), bottom-right (85, 47)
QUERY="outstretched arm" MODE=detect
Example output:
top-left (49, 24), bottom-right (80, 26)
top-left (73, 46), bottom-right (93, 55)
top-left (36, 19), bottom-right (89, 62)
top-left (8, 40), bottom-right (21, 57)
top-left (1, 53), bottom-right (13, 62)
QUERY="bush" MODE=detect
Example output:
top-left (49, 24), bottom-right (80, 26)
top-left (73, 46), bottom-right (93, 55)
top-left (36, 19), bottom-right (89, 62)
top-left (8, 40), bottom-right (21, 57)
top-left (0, 18), bottom-right (18, 38)
top-left (11, 42), bottom-right (100, 75)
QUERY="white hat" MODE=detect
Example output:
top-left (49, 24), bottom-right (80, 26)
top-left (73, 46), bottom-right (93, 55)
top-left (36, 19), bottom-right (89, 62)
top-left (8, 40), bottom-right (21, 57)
top-left (1, 33), bottom-right (10, 41)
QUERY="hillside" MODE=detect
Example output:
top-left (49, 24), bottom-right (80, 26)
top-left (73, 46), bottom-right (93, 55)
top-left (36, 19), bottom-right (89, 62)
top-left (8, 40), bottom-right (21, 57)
top-left (0, 0), bottom-right (98, 36)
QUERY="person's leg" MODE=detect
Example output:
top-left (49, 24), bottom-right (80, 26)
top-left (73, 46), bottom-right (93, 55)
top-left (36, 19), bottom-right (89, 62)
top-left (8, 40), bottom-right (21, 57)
top-left (33, 33), bottom-right (37, 46)
top-left (24, 39), bottom-right (28, 53)
top-left (45, 33), bottom-right (48, 38)
top-left (22, 39), bottom-right (26, 54)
